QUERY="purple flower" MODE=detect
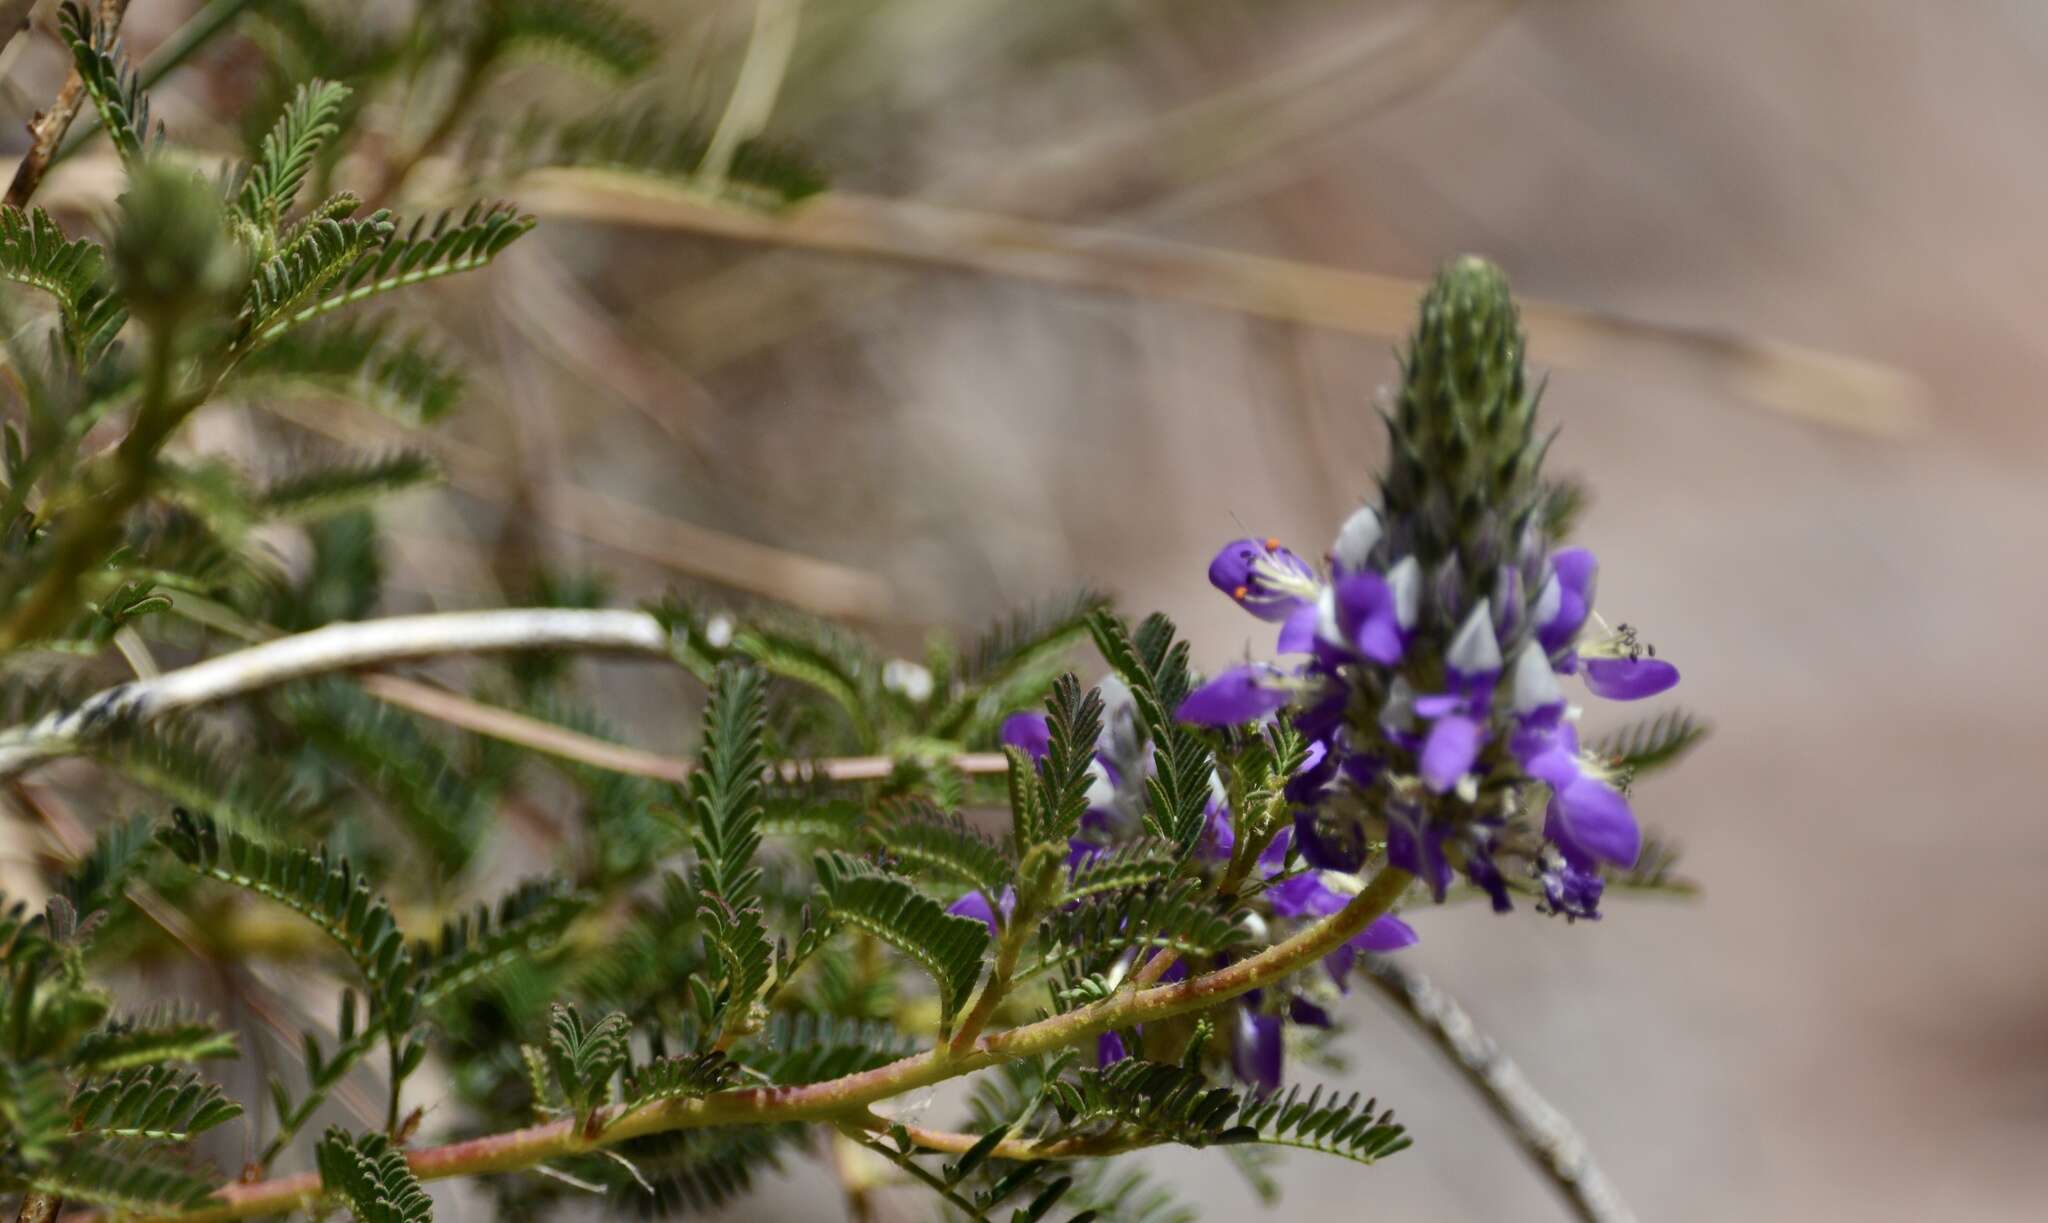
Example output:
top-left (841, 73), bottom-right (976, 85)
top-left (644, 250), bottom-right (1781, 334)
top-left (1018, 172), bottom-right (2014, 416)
top-left (946, 887), bottom-right (1016, 933)
top-left (1233, 1009), bottom-right (1284, 1096)
top-left (1540, 852), bottom-right (1605, 921)
top-left (1096, 1031), bottom-right (1129, 1066)
top-left (999, 711), bottom-right (1052, 760)
top-left (1176, 663), bottom-right (1293, 726)
top-left (1520, 725), bottom-right (1641, 869)
top-left (1318, 573), bottom-right (1405, 665)
top-left (1209, 537), bottom-right (1320, 623)
top-left (1583, 655), bottom-right (1681, 701)
top-left (1535, 548), bottom-right (1597, 654)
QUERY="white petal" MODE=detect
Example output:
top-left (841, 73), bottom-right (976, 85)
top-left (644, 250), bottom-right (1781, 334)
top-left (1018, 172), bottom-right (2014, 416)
top-left (1332, 506), bottom-right (1382, 572)
top-left (1447, 601), bottom-right (1503, 675)
top-left (1386, 557), bottom-right (1421, 630)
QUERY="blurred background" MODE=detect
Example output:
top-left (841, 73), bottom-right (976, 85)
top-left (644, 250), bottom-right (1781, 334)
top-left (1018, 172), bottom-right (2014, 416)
top-left (10, 0), bottom-right (2048, 1218)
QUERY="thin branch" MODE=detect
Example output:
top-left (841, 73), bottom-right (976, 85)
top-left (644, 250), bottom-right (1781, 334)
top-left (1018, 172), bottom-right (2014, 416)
top-left (4, 0), bottom-right (132, 209)
top-left (520, 174), bottom-right (1927, 437)
top-left (113, 867), bottom-right (1413, 1222)
top-left (1362, 954), bottom-right (1637, 1223)
top-left (0, 608), bottom-right (671, 777)
top-left (358, 671), bottom-right (1008, 784)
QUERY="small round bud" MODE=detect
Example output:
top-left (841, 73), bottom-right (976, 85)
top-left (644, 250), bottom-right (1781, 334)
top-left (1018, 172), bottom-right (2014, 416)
top-left (113, 161), bottom-right (247, 331)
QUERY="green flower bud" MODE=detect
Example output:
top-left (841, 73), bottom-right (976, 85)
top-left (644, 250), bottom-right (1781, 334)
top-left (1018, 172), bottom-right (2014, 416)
top-left (1380, 256), bottom-right (1551, 617)
top-left (112, 161), bottom-right (247, 332)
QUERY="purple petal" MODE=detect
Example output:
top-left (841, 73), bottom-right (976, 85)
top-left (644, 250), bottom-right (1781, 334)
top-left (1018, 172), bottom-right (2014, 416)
top-left (1288, 996), bottom-right (1333, 1028)
top-left (1323, 945), bottom-right (1357, 988)
top-left (1176, 665), bottom-right (1291, 726)
top-left (1582, 656), bottom-right (1680, 701)
top-left (1202, 799), bottom-right (1235, 861)
top-left (946, 886), bottom-right (1016, 934)
top-left (1095, 1031), bottom-right (1129, 1067)
top-left (1419, 714), bottom-right (1484, 793)
top-left (1386, 814), bottom-right (1453, 899)
top-left (1330, 573), bottom-right (1403, 665)
top-left (1267, 873), bottom-right (1342, 919)
top-left (1209, 537), bottom-right (1315, 622)
top-left (1276, 602), bottom-right (1319, 654)
top-left (1552, 548), bottom-right (1599, 601)
top-left (998, 711), bottom-right (1051, 761)
top-left (1548, 781), bottom-right (1642, 868)
top-left (1348, 914), bottom-right (1418, 953)
top-left (946, 891), bottom-right (998, 932)
top-left (1233, 1010), bottom-right (1284, 1096)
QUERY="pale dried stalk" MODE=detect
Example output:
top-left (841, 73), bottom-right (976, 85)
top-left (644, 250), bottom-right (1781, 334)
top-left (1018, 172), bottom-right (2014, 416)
top-left (359, 671), bottom-right (1007, 783)
top-left (520, 174), bottom-right (1927, 437)
top-left (1363, 955), bottom-right (1638, 1223)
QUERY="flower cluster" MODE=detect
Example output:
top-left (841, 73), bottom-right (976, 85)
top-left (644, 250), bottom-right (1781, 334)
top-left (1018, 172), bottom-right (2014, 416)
top-left (1177, 257), bottom-right (1681, 922)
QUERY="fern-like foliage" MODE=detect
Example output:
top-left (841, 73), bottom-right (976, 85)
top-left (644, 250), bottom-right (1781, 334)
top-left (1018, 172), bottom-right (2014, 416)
top-left (0, 207), bottom-right (125, 361)
top-left (70, 1007), bottom-right (238, 1073)
top-left (315, 1128), bottom-right (434, 1223)
top-left (1591, 709), bottom-right (1708, 778)
top-left (1026, 675), bottom-right (1104, 846)
top-left (412, 878), bottom-right (587, 1007)
top-left (0, 1061), bottom-right (68, 1165)
top-left (486, 0), bottom-right (659, 80)
top-left (1088, 612), bottom-right (1214, 857)
top-left (868, 800), bottom-right (1011, 897)
top-left (69, 1065), bottom-right (242, 1140)
top-left (283, 678), bottom-right (492, 873)
top-left (691, 894), bottom-right (772, 1043)
top-left (156, 809), bottom-right (418, 1026)
top-left (738, 1011), bottom-right (917, 1086)
top-left (257, 450), bottom-right (440, 520)
top-left (240, 211), bottom-right (396, 339)
top-left (1050, 1062), bottom-right (1243, 1145)
top-left (227, 317), bottom-right (465, 423)
top-left (1233, 1083), bottom-right (1412, 1165)
top-left (237, 79), bottom-right (352, 235)
top-left (254, 203), bottom-right (535, 342)
top-left (1031, 879), bottom-right (1246, 988)
top-left (621, 1050), bottom-right (736, 1109)
top-left (490, 103), bottom-right (828, 206)
top-left (815, 852), bottom-right (989, 1029)
top-left (1061, 839), bottom-right (1177, 904)
top-left (543, 1003), bottom-right (630, 1118)
top-left (687, 664), bottom-right (769, 902)
top-left (931, 587), bottom-right (1112, 739)
top-left (30, 1144), bottom-right (217, 1214)
top-left (1042, 1060), bottom-right (1409, 1167)
top-left (58, 1), bottom-right (159, 170)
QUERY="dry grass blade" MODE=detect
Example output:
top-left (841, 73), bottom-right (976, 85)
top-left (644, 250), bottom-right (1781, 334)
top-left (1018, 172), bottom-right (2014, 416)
top-left (523, 175), bottom-right (1926, 437)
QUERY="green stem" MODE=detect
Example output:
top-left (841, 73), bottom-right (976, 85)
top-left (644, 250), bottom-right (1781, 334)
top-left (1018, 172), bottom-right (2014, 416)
top-left (140, 866), bottom-right (1412, 1222)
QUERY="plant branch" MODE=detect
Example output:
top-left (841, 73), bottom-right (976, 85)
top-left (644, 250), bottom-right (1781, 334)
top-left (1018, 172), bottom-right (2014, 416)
top-left (0, 608), bottom-right (672, 777)
top-left (4, 0), bottom-right (131, 208)
top-left (1361, 954), bottom-right (1637, 1223)
top-left (357, 672), bottom-right (1007, 784)
top-left (122, 866), bottom-right (1412, 1221)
